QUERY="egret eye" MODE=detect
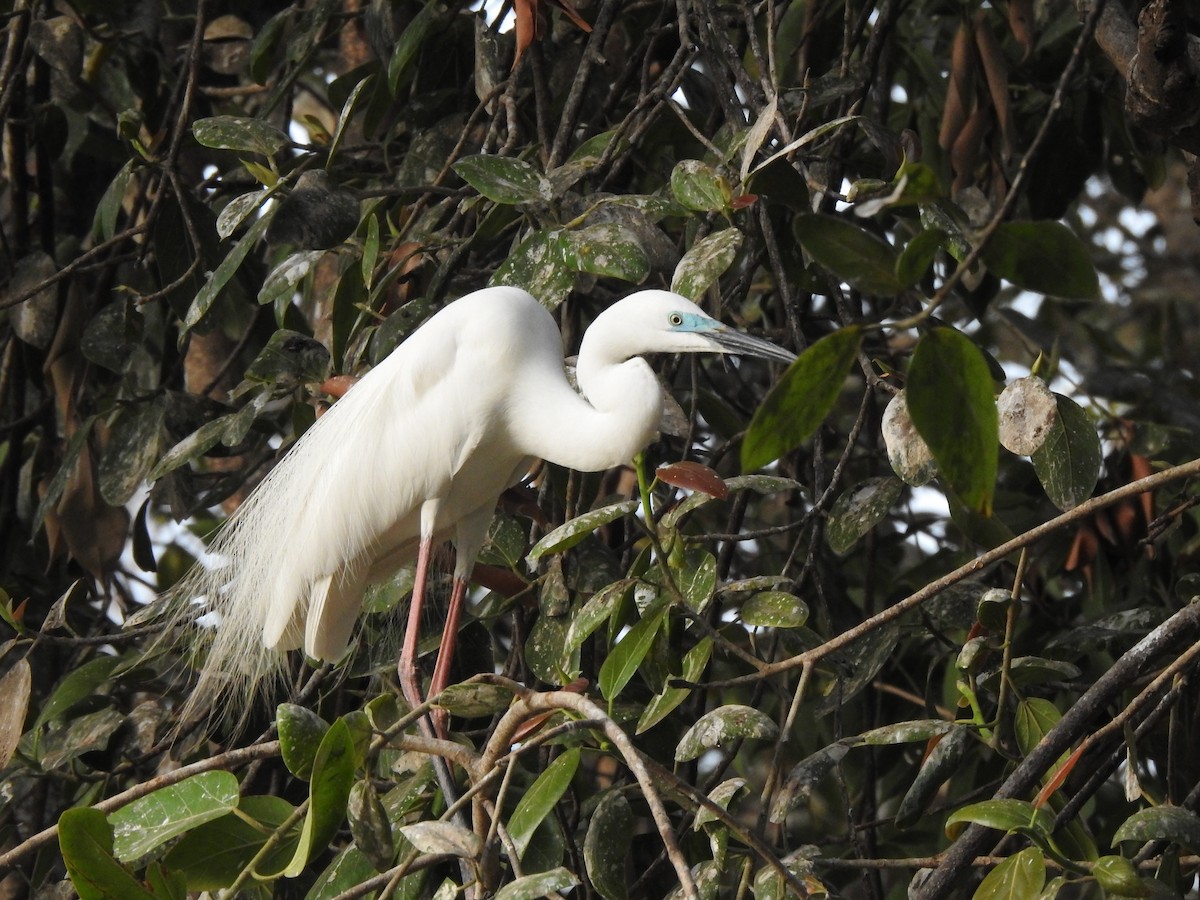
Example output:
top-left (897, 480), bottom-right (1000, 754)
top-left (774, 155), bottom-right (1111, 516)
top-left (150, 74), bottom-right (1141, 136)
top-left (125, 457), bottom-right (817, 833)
top-left (669, 313), bottom-right (684, 326)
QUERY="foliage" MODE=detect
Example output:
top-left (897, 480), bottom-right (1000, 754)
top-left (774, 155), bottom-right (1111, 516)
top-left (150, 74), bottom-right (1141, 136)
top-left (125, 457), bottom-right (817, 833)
top-left (2, 1), bottom-right (1200, 898)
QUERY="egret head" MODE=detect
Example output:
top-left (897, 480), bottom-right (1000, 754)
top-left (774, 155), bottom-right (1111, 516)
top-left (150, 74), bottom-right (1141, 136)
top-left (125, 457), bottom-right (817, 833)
top-left (590, 290), bottom-right (796, 364)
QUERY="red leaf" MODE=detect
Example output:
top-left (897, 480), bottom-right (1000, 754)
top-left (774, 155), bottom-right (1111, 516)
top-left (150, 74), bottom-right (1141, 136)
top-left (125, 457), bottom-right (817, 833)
top-left (656, 461), bottom-right (729, 499)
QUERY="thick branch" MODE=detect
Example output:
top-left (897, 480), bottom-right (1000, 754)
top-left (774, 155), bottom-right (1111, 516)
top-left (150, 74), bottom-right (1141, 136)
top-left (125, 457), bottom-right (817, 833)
top-left (912, 601), bottom-right (1200, 898)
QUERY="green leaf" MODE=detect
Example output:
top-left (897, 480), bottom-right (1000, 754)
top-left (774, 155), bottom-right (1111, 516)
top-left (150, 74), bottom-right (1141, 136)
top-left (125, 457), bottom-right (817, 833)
top-left (507, 747), bottom-right (580, 860)
top-left (494, 867), bottom-right (580, 900)
top-left (59, 808), bottom-right (156, 900)
top-left (454, 155), bottom-right (551, 205)
top-left (636, 637), bottom-right (713, 734)
top-left (281, 718), bottom-right (356, 877)
top-left (584, 791), bottom-right (633, 900)
top-left (741, 326), bottom-right (861, 470)
top-left (675, 705), bottom-right (779, 761)
top-left (184, 213), bottom-right (272, 331)
top-left (945, 799), bottom-right (1055, 841)
top-left (670, 160), bottom-right (731, 212)
top-left (527, 501), bottom-right (639, 563)
top-left (33, 655), bottom-right (120, 731)
top-left (906, 328), bottom-right (999, 515)
top-left (162, 796), bottom-right (298, 892)
top-left (92, 159), bottom-right (134, 242)
top-left (1092, 855), bottom-right (1152, 897)
top-left (598, 601), bottom-right (669, 701)
top-left (109, 771), bottom-right (241, 862)
top-left (1031, 393), bottom-right (1100, 511)
top-left (825, 476), bottom-right (904, 554)
top-left (981, 221), bottom-right (1099, 299)
top-left (972, 846), bottom-right (1045, 900)
top-left (794, 214), bottom-right (901, 294)
top-left (740, 591), bottom-right (808, 628)
top-left (896, 228), bottom-right (946, 289)
top-left (1013, 698), bottom-right (1061, 758)
top-left (670, 229), bottom-right (744, 301)
top-left (1112, 807), bottom-right (1200, 851)
top-left (362, 213), bottom-right (380, 287)
top-left (387, 1), bottom-right (443, 93)
top-left (328, 75), bottom-right (373, 164)
top-left (192, 115), bottom-right (289, 157)
top-left (277, 703), bottom-right (330, 781)
top-left (567, 223), bottom-right (650, 283)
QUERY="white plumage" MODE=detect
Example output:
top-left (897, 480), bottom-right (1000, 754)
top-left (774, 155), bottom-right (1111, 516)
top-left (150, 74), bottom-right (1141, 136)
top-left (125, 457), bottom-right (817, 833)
top-left (163, 286), bottom-right (793, 733)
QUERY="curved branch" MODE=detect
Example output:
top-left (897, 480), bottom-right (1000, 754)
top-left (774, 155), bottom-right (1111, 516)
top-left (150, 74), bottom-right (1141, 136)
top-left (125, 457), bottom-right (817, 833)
top-left (693, 455), bottom-right (1200, 690)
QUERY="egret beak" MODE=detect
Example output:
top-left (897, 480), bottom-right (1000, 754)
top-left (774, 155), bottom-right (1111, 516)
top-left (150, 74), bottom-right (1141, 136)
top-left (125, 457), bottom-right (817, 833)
top-left (708, 327), bottom-right (796, 364)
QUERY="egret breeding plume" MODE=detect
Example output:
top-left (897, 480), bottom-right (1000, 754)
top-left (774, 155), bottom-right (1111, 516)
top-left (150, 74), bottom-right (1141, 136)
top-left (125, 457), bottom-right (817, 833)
top-left (164, 286), bottom-right (794, 735)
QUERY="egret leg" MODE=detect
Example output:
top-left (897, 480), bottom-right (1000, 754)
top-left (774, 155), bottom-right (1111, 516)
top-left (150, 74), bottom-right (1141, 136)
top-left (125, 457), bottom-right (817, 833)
top-left (399, 533), bottom-right (436, 732)
top-left (428, 574), bottom-right (469, 737)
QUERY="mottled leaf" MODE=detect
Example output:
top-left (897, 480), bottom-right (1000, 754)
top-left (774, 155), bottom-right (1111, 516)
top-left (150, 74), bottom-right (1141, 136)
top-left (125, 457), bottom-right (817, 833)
top-left (259, 249), bottom-right (325, 306)
top-left (193, 115), bottom-right (289, 156)
top-left (826, 476), bottom-right (904, 554)
top-left (567, 222), bottom-right (650, 283)
top-left (98, 401), bottom-right (165, 506)
top-left (740, 591), bottom-right (808, 628)
top-left (584, 791), bottom-right (632, 900)
top-left (494, 867), bottom-right (580, 900)
top-left (527, 501), bottom-right (638, 562)
top-left (490, 228), bottom-right (574, 309)
top-left (670, 160), bottom-right (731, 212)
top-left (1112, 807), bottom-right (1200, 851)
top-left (398, 821), bottom-right (482, 858)
top-left (454, 154), bottom-right (551, 205)
top-left (895, 726), bottom-right (973, 828)
top-left (671, 229), bottom-right (743, 301)
top-left (771, 742), bottom-right (850, 822)
top-left (676, 705), bottom-right (778, 761)
top-left (1031, 393), bottom-right (1100, 511)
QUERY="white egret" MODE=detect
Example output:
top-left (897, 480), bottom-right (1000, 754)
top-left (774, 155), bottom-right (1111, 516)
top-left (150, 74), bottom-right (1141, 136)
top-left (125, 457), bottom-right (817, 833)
top-left (164, 286), bottom-right (794, 735)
